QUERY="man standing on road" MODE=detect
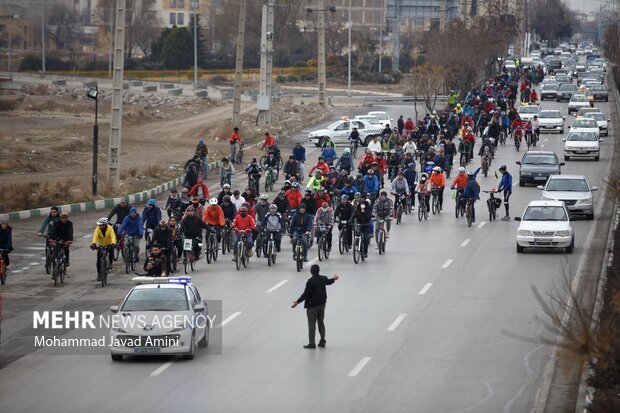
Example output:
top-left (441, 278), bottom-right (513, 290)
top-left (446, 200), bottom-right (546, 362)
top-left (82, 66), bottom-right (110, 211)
top-left (229, 127), bottom-right (242, 164)
top-left (496, 165), bottom-right (512, 221)
top-left (291, 264), bottom-right (339, 349)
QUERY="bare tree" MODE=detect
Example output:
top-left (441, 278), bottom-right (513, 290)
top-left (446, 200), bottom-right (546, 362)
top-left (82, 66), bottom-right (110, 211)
top-left (352, 32), bottom-right (377, 70)
top-left (410, 63), bottom-right (446, 113)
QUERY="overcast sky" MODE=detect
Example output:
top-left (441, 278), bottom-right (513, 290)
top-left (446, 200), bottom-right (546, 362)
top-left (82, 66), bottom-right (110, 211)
top-left (564, 0), bottom-right (605, 14)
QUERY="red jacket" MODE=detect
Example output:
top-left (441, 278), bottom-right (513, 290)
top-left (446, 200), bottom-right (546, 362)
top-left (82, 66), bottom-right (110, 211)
top-left (313, 193), bottom-right (331, 210)
top-left (403, 120), bottom-right (415, 130)
top-left (358, 154), bottom-right (377, 168)
top-left (309, 161), bottom-right (329, 176)
top-left (464, 132), bottom-right (476, 143)
top-left (286, 189), bottom-right (303, 209)
top-left (261, 134), bottom-right (275, 150)
top-left (460, 115), bottom-right (473, 128)
top-left (375, 158), bottom-right (387, 174)
top-left (229, 131), bottom-right (242, 144)
top-left (188, 183), bottom-right (209, 199)
top-left (232, 214), bottom-right (256, 232)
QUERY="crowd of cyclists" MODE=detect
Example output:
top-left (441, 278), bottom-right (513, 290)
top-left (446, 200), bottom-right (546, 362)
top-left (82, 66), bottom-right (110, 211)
top-left (0, 62), bottom-right (551, 281)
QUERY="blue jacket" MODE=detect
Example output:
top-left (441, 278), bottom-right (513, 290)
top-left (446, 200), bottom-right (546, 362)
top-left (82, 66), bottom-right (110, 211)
top-left (119, 210), bottom-right (144, 238)
top-left (498, 172), bottom-right (513, 193)
top-left (290, 212), bottom-right (313, 234)
top-left (142, 205), bottom-right (162, 228)
top-left (463, 167), bottom-right (481, 199)
top-left (320, 147), bottom-right (337, 162)
top-left (403, 168), bottom-right (418, 188)
top-left (293, 146), bottom-right (306, 163)
top-left (433, 155), bottom-right (448, 171)
top-left (335, 154), bottom-right (353, 171)
top-left (340, 185), bottom-right (358, 197)
top-left (363, 175), bottom-right (379, 194)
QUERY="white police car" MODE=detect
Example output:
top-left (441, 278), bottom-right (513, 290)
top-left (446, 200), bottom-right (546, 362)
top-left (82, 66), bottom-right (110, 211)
top-left (109, 276), bottom-right (209, 361)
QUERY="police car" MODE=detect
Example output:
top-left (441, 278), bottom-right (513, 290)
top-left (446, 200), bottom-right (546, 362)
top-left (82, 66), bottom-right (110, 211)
top-left (308, 118), bottom-right (382, 147)
top-left (109, 276), bottom-right (209, 361)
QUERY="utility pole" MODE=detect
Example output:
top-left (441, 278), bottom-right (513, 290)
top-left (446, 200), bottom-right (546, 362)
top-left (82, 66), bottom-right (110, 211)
top-left (41, 0), bottom-right (46, 74)
top-left (191, 0), bottom-right (199, 89)
top-left (347, 0), bottom-right (351, 97)
top-left (232, 0), bottom-right (247, 125)
top-left (390, 0), bottom-right (400, 72)
top-left (258, 0), bottom-right (274, 127)
top-left (7, 5), bottom-right (11, 78)
top-left (109, 0), bottom-right (114, 77)
top-left (108, 0), bottom-right (126, 188)
top-left (317, 0), bottom-right (327, 106)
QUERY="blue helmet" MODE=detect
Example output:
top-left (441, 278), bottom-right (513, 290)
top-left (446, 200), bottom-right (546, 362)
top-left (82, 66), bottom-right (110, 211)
top-left (147, 198), bottom-right (157, 206)
top-left (341, 194), bottom-right (349, 200)
top-left (198, 139), bottom-right (205, 145)
top-left (407, 163), bottom-right (415, 169)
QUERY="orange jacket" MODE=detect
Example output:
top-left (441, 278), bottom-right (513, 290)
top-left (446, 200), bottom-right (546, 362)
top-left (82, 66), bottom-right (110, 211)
top-left (430, 172), bottom-right (445, 188)
top-left (232, 214), bottom-right (256, 232)
top-left (202, 205), bottom-right (225, 226)
top-left (452, 174), bottom-right (468, 190)
top-left (229, 131), bottom-right (242, 144)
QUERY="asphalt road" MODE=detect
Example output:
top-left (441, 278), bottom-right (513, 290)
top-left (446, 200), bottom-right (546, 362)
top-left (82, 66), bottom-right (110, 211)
top-left (0, 90), bottom-right (614, 412)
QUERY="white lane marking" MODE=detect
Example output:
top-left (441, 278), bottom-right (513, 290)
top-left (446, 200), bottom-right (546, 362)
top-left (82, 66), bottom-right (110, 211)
top-left (544, 138), bottom-right (548, 141)
top-left (30, 262), bottom-right (40, 266)
top-left (387, 313), bottom-right (407, 332)
top-left (150, 361), bottom-right (174, 377)
top-left (267, 280), bottom-right (288, 293)
top-left (11, 270), bottom-right (23, 273)
top-left (82, 234), bottom-right (91, 238)
top-left (460, 238), bottom-right (471, 247)
top-left (21, 246), bottom-right (45, 250)
top-left (218, 312), bottom-right (242, 327)
top-left (348, 357), bottom-right (372, 377)
top-left (477, 221), bottom-right (486, 229)
top-left (441, 259), bottom-right (453, 269)
top-left (418, 283), bottom-right (433, 295)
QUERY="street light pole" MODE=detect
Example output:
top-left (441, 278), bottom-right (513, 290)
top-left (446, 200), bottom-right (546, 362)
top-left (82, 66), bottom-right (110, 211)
top-left (191, 0), bottom-right (199, 89)
top-left (348, 0), bottom-right (351, 98)
top-left (87, 86), bottom-right (99, 196)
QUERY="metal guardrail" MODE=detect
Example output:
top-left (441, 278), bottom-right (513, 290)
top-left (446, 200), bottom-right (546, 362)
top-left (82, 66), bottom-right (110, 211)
top-left (361, 95), bottom-right (448, 104)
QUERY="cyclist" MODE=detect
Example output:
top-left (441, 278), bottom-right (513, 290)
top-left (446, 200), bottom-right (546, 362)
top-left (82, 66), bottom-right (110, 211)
top-left (430, 166), bottom-right (446, 210)
top-left (375, 153), bottom-right (388, 187)
top-left (169, 216), bottom-right (183, 264)
top-left (334, 194), bottom-right (354, 248)
top-left (231, 206), bottom-right (257, 260)
top-left (188, 178), bottom-right (209, 204)
top-left (262, 204), bottom-right (285, 253)
top-left (415, 173), bottom-right (432, 213)
top-left (391, 171), bottom-right (411, 214)
top-left (217, 183), bottom-right (233, 204)
top-left (261, 132), bottom-right (276, 151)
top-left (37, 206), bottom-right (60, 237)
top-left (293, 142), bottom-right (306, 181)
top-left (321, 142), bottom-right (338, 166)
top-left (118, 207), bottom-right (144, 262)
top-left (184, 195), bottom-right (204, 219)
top-left (362, 169), bottom-right (379, 203)
top-left (340, 177), bottom-right (358, 199)
top-left (0, 219), bottom-right (12, 270)
top-left (229, 127), bottom-right (243, 164)
top-left (144, 243), bottom-right (169, 277)
top-left (306, 170), bottom-right (324, 193)
top-left (463, 167), bottom-right (482, 223)
top-left (243, 186), bottom-right (257, 207)
top-left (253, 194), bottom-right (270, 223)
top-left (203, 198), bottom-right (225, 243)
top-left (220, 157), bottom-right (235, 187)
top-left (231, 190), bottom-right (246, 211)
top-left (496, 165), bottom-right (513, 221)
top-left (90, 218), bottom-right (116, 281)
top-left (221, 195), bottom-right (237, 223)
top-left (403, 163), bottom-right (418, 209)
top-left (195, 139), bottom-right (209, 177)
top-left (314, 201), bottom-right (334, 252)
top-left (164, 188), bottom-right (183, 219)
top-left (309, 157), bottom-right (330, 177)
top-left (403, 136), bottom-right (417, 157)
top-left (313, 187), bottom-right (331, 211)
top-left (51, 211), bottom-right (73, 267)
top-left (451, 166), bottom-right (468, 213)
top-left (284, 182), bottom-right (302, 209)
top-left (373, 191), bottom-right (394, 239)
top-left (245, 158), bottom-right (263, 194)
top-left (263, 151), bottom-right (280, 178)
top-left (350, 196), bottom-right (373, 259)
top-left (273, 190), bottom-right (291, 217)
top-left (531, 115), bottom-right (540, 146)
top-left (142, 199), bottom-right (162, 235)
top-left (432, 148), bottom-right (448, 173)
top-left (289, 203), bottom-right (312, 262)
top-left (107, 198), bottom-right (131, 227)
top-left (180, 205), bottom-right (212, 262)
top-left (184, 161), bottom-right (199, 189)
top-left (283, 156), bottom-right (301, 182)
top-left (180, 188), bottom-right (192, 211)
top-left (335, 148), bottom-right (353, 173)
top-left (148, 220), bottom-right (172, 274)
top-left (349, 128), bottom-right (360, 154)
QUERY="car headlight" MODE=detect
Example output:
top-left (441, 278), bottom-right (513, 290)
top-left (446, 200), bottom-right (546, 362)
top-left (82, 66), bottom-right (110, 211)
top-left (169, 321), bottom-right (191, 333)
top-left (588, 146), bottom-right (599, 150)
top-left (565, 146), bottom-right (576, 151)
top-left (518, 229), bottom-right (533, 236)
top-left (555, 230), bottom-right (570, 236)
top-left (577, 197), bottom-right (593, 206)
top-left (521, 172), bottom-right (532, 176)
top-left (112, 327), bottom-right (127, 333)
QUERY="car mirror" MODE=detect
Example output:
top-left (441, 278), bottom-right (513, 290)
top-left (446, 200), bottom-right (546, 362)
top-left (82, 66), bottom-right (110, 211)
top-left (560, 162), bottom-right (565, 166)
top-left (516, 161), bottom-right (521, 165)
top-left (599, 139), bottom-right (604, 142)
top-left (110, 305), bottom-right (119, 314)
top-left (562, 138), bottom-right (566, 141)
top-left (536, 185), bottom-right (544, 190)
top-left (514, 217), bottom-right (521, 221)
top-left (592, 186), bottom-right (599, 191)
top-left (563, 116), bottom-right (566, 120)
top-left (193, 304), bottom-right (206, 313)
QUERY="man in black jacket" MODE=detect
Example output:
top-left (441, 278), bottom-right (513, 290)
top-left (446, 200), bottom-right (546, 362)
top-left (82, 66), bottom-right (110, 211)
top-left (291, 264), bottom-right (339, 349)
top-left (107, 199), bottom-right (131, 226)
top-left (51, 212), bottom-right (74, 267)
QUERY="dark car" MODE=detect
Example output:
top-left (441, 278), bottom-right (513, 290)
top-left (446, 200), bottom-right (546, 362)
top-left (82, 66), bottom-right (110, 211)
top-left (589, 84), bottom-right (609, 101)
top-left (556, 83), bottom-right (577, 102)
top-left (540, 83), bottom-right (558, 101)
top-left (516, 151), bottom-right (564, 187)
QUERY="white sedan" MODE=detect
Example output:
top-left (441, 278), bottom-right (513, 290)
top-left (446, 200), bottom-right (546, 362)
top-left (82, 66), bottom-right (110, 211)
top-left (568, 117), bottom-right (599, 136)
top-left (538, 110), bottom-right (565, 133)
top-left (563, 131), bottom-right (603, 161)
top-left (584, 112), bottom-right (610, 136)
top-left (518, 105), bottom-right (541, 122)
top-left (515, 200), bottom-right (574, 253)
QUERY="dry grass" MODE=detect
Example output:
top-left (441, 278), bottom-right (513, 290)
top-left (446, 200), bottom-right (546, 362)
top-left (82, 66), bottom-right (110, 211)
top-left (0, 97), bottom-right (21, 111)
top-left (139, 164), bottom-right (165, 177)
top-left (0, 180), bottom-right (84, 213)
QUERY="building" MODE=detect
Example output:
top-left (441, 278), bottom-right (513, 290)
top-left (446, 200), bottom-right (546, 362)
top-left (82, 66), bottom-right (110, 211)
top-left (0, 13), bottom-right (40, 51)
top-left (160, 0), bottom-right (211, 28)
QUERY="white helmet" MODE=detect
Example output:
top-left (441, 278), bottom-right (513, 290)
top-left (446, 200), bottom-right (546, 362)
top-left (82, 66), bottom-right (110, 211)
top-left (433, 166), bottom-right (441, 172)
top-left (260, 194), bottom-right (269, 200)
top-left (458, 166), bottom-right (465, 172)
top-left (209, 198), bottom-right (218, 205)
top-left (97, 217), bottom-right (108, 225)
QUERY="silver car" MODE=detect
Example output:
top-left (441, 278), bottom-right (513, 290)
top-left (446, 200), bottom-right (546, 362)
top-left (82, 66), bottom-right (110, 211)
top-left (538, 174), bottom-right (598, 219)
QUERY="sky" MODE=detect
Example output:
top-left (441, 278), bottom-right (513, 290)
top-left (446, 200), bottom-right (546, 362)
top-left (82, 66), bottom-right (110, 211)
top-left (564, 0), bottom-right (606, 14)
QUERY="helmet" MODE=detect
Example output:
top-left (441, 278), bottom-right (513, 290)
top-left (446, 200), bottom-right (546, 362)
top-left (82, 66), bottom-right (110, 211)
top-left (97, 218), bottom-right (108, 225)
top-left (458, 166), bottom-right (466, 172)
top-left (318, 186), bottom-right (325, 192)
top-left (407, 163), bottom-right (415, 169)
top-left (223, 183), bottom-right (231, 189)
top-left (499, 164), bottom-right (507, 171)
top-left (147, 198), bottom-right (157, 206)
top-left (242, 202), bottom-right (250, 208)
top-left (344, 148), bottom-right (350, 154)
top-left (209, 198), bottom-right (218, 205)
top-left (433, 166), bottom-right (441, 172)
top-left (60, 211), bottom-right (69, 218)
top-left (390, 149), bottom-right (396, 154)
top-left (279, 190), bottom-right (286, 196)
top-left (315, 170), bottom-right (322, 176)
top-left (0, 219), bottom-right (7, 225)
top-left (223, 195), bottom-right (231, 202)
top-left (284, 180), bottom-right (291, 185)
top-left (426, 161), bottom-right (435, 167)
top-left (305, 190), bottom-right (312, 195)
top-left (185, 205), bottom-right (195, 212)
top-left (269, 204), bottom-right (277, 210)
top-left (260, 194), bottom-right (269, 200)
top-left (354, 192), bottom-right (361, 198)
top-left (341, 194), bottom-right (349, 200)
top-left (159, 219), bottom-right (167, 225)
top-left (292, 182), bottom-right (300, 188)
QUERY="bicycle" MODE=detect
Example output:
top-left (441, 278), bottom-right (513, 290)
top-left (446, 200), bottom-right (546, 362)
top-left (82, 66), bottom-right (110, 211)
top-left (352, 223), bottom-right (368, 264)
top-left (113, 224), bottom-right (123, 262)
top-left (205, 230), bottom-right (219, 263)
top-left (248, 175), bottom-right (260, 198)
top-left (418, 192), bottom-right (429, 221)
top-left (182, 237), bottom-right (200, 274)
top-left (51, 240), bottom-right (70, 287)
top-left (525, 130), bottom-right (533, 150)
top-left (255, 226), bottom-right (264, 258)
top-left (338, 220), bottom-right (351, 255)
top-left (144, 227), bottom-right (154, 258)
top-left (0, 249), bottom-right (7, 285)
top-left (431, 188), bottom-right (442, 215)
top-left (465, 198), bottom-right (474, 227)
top-left (349, 139), bottom-right (358, 158)
top-left (316, 225), bottom-right (331, 262)
top-left (395, 193), bottom-right (407, 224)
top-left (454, 190), bottom-right (466, 218)
top-left (221, 221), bottom-right (233, 255)
top-left (264, 167), bottom-right (275, 192)
top-left (375, 218), bottom-right (388, 255)
top-left (264, 231), bottom-right (278, 266)
top-left (96, 246), bottom-right (110, 287)
top-left (234, 229), bottom-right (251, 271)
top-left (499, 129), bottom-right (507, 145)
top-left (292, 232), bottom-right (307, 272)
top-left (44, 235), bottom-right (55, 275)
top-left (481, 154), bottom-right (490, 177)
top-left (483, 190), bottom-right (500, 221)
top-left (514, 130), bottom-right (522, 152)
top-left (123, 235), bottom-right (137, 274)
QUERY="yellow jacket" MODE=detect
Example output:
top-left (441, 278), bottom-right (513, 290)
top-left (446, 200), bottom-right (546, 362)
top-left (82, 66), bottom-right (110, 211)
top-left (92, 224), bottom-right (117, 247)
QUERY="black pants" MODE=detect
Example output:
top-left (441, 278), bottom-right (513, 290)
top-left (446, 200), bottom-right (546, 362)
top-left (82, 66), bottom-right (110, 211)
top-left (1, 251), bottom-right (9, 266)
top-left (96, 247), bottom-right (114, 274)
top-left (306, 304), bottom-right (326, 345)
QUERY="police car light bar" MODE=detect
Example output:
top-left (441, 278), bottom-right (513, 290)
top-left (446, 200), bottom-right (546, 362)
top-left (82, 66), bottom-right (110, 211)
top-left (132, 276), bottom-right (192, 285)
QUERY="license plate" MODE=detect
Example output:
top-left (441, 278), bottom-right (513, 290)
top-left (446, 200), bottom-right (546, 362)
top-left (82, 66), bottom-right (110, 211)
top-left (542, 126), bottom-right (553, 128)
top-left (535, 238), bottom-right (553, 243)
top-left (534, 176), bottom-right (546, 180)
top-left (134, 347), bottom-right (161, 353)
top-left (576, 151), bottom-right (589, 154)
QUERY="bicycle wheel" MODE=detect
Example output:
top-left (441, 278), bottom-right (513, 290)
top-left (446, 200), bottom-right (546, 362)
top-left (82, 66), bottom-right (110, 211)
top-left (221, 232), bottom-right (228, 255)
top-left (296, 244), bottom-right (303, 272)
top-left (318, 237), bottom-right (324, 261)
top-left (0, 270), bottom-right (5, 285)
top-left (59, 260), bottom-right (65, 285)
top-left (171, 247), bottom-right (178, 272)
top-left (466, 203), bottom-right (473, 227)
top-left (483, 162), bottom-right (488, 177)
top-left (100, 255), bottom-right (108, 287)
top-left (45, 249), bottom-right (52, 275)
top-left (378, 231), bottom-right (384, 255)
top-left (212, 238), bottom-right (218, 262)
top-left (256, 233), bottom-right (263, 258)
top-left (259, 155), bottom-right (268, 167)
top-left (53, 261), bottom-right (60, 287)
top-left (113, 246), bottom-right (120, 262)
top-left (339, 231), bottom-right (345, 255)
top-left (353, 237), bottom-right (360, 264)
top-left (418, 204), bottom-right (424, 221)
top-left (184, 253), bottom-right (189, 274)
top-left (267, 242), bottom-right (272, 266)
top-left (324, 238), bottom-right (330, 259)
top-left (432, 195), bottom-right (438, 215)
top-left (397, 205), bottom-right (403, 224)
top-left (236, 243), bottom-right (243, 271)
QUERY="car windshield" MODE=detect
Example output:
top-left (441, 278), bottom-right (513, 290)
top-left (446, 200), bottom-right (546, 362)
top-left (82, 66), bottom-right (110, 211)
top-left (571, 95), bottom-right (588, 102)
top-left (559, 84), bottom-right (577, 91)
top-left (567, 132), bottom-right (598, 142)
top-left (523, 206), bottom-right (568, 221)
top-left (585, 113), bottom-right (605, 121)
top-left (546, 178), bottom-right (589, 192)
top-left (326, 121), bottom-right (341, 129)
top-left (556, 76), bottom-right (570, 82)
top-left (539, 111), bottom-right (561, 119)
top-left (572, 119), bottom-right (597, 128)
top-left (519, 106), bottom-right (540, 114)
top-left (121, 288), bottom-right (189, 311)
top-left (370, 113), bottom-right (388, 120)
top-left (590, 85), bottom-right (606, 91)
top-left (542, 84), bottom-right (557, 91)
top-left (522, 155), bottom-right (557, 165)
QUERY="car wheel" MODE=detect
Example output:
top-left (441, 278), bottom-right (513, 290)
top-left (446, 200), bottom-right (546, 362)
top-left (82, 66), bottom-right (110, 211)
top-left (594, 155), bottom-right (600, 161)
top-left (519, 178), bottom-right (524, 187)
top-left (516, 243), bottom-right (525, 253)
top-left (566, 237), bottom-right (574, 254)
top-left (560, 129), bottom-right (564, 134)
top-left (198, 325), bottom-right (209, 348)
top-left (564, 155), bottom-right (570, 161)
top-left (111, 354), bottom-right (123, 361)
top-left (183, 331), bottom-right (196, 360)
top-left (587, 214), bottom-right (594, 221)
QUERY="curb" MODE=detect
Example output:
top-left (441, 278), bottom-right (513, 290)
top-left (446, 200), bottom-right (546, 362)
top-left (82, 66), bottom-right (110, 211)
top-left (0, 142), bottom-right (267, 222)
